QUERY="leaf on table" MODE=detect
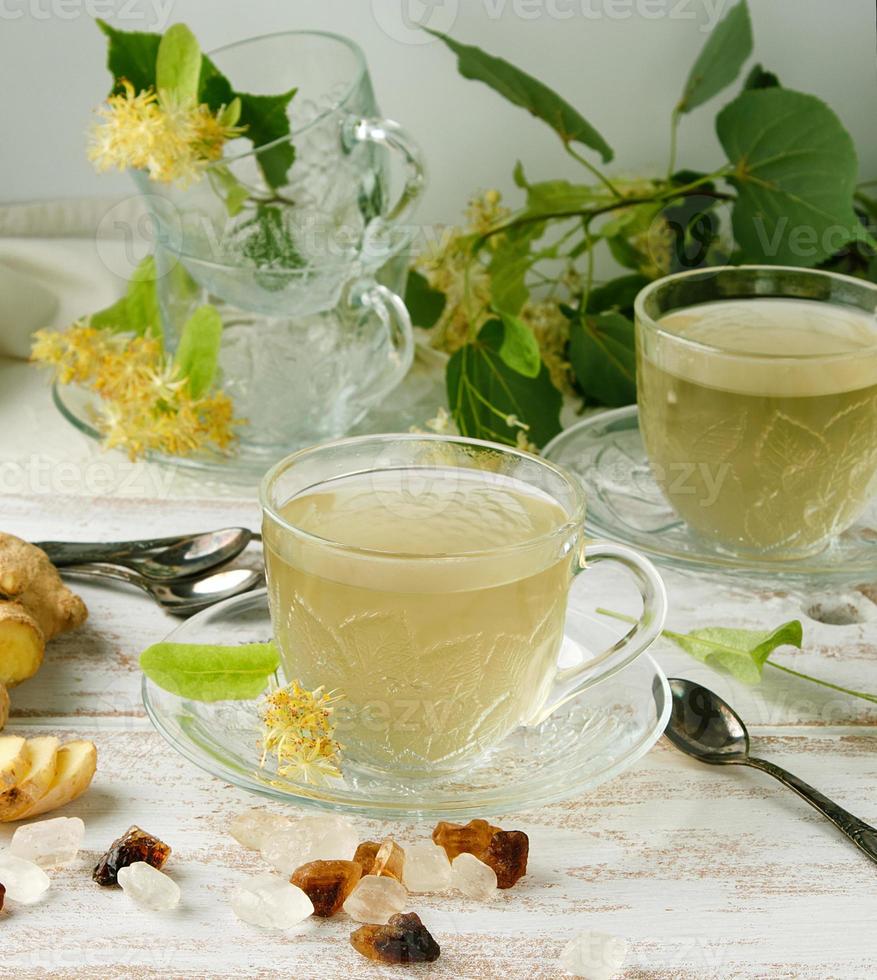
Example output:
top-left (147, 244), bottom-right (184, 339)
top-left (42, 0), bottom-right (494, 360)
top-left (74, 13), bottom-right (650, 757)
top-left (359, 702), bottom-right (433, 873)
top-left (446, 319), bottom-right (562, 447)
top-left (174, 305), bottom-right (223, 397)
top-left (717, 88), bottom-right (867, 266)
top-left (428, 30), bottom-right (613, 161)
top-left (155, 22), bottom-right (201, 107)
top-left (568, 311), bottom-right (636, 406)
top-left (666, 620), bottom-right (804, 684)
top-left (140, 641), bottom-right (280, 701)
top-left (677, 0), bottom-right (753, 113)
top-left (404, 269), bottom-right (446, 328)
top-left (89, 255), bottom-right (161, 338)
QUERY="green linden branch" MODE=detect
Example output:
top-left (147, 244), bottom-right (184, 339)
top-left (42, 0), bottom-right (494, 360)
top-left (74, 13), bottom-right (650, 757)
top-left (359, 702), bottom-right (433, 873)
top-left (596, 607), bottom-right (877, 706)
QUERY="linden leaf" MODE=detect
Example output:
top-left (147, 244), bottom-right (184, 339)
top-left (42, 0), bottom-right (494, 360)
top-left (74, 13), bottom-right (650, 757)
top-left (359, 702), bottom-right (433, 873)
top-left (404, 270), bottom-right (446, 329)
top-left (89, 255), bottom-right (161, 338)
top-left (666, 621), bottom-right (803, 684)
top-left (677, 0), bottom-right (752, 113)
top-left (174, 305), bottom-right (223, 398)
top-left (156, 23), bottom-right (201, 107)
top-left (140, 642), bottom-right (280, 701)
top-left (428, 30), bottom-right (613, 162)
top-left (446, 319), bottom-right (561, 447)
top-left (717, 88), bottom-right (864, 265)
top-left (568, 311), bottom-right (636, 407)
top-left (498, 312), bottom-right (541, 378)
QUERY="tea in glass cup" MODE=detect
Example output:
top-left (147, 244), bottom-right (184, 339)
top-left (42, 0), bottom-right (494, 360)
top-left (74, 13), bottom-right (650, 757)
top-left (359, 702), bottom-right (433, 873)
top-left (261, 435), bottom-right (667, 778)
top-left (636, 266), bottom-right (877, 558)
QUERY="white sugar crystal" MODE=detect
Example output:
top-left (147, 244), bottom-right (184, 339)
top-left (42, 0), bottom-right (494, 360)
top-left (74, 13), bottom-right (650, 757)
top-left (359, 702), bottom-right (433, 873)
top-left (260, 814), bottom-right (358, 875)
top-left (559, 930), bottom-right (628, 979)
top-left (232, 872), bottom-right (314, 929)
top-left (402, 841), bottom-right (453, 893)
top-left (229, 808), bottom-right (293, 851)
top-left (451, 852), bottom-right (497, 901)
top-left (117, 861), bottom-right (180, 911)
top-left (342, 874), bottom-right (407, 924)
top-left (10, 816), bottom-right (85, 868)
top-left (0, 851), bottom-right (50, 904)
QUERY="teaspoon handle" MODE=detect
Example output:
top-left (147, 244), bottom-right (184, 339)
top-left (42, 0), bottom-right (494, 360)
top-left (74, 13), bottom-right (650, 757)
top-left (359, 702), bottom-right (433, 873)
top-left (746, 756), bottom-right (877, 865)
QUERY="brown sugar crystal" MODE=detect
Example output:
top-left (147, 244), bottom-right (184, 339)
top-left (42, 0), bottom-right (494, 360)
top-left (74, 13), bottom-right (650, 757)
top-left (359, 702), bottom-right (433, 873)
top-left (431, 819), bottom-right (498, 860)
top-left (353, 840), bottom-right (380, 872)
top-left (350, 912), bottom-right (440, 964)
top-left (432, 818), bottom-right (529, 887)
top-left (92, 826), bottom-right (172, 886)
top-left (290, 859), bottom-right (362, 917)
top-left (0, 881), bottom-right (5, 911)
top-left (483, 830), bottom-right (529, 888)
top-left (355, 837), bottom-right (405, 881)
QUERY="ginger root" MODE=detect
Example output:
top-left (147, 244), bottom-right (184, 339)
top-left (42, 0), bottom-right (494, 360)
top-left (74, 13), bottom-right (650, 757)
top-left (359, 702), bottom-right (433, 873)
top-left (0, 533), bottom-right (87, 687)
top-left (0, 736), bottom-right (97, 822)
top-left (0, 683), bottom-right (8, 730)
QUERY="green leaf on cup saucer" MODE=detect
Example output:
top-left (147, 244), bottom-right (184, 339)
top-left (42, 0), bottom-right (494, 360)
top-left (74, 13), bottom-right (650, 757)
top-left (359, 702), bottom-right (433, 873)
top-left (428, 30), bottom-right (613, 162)
top-left (140, 641), bottom-right (280, 701)
top-left (718, 88), bottom-right (868, 265)
top-left (677, 0), bottom-right (752, 113)
top-left (405, 270), bottom-right (446, 329)
top-left (446, 319), bottom-right (561, 447)
top-left (174, 305), bottom-right (223, 398)
top-left (89, 255), bottom-right (161, 339)
top-left (666, 620), bottom-right (804, 685)
top-left (156, 23), bottom-right (201, 107)
top-left (568, 311), bottom-right (637, 407)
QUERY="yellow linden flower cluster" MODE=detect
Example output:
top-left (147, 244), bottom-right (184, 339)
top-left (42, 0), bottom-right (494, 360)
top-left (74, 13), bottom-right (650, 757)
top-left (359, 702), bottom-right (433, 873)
top-left (415, 189), bottom-right (575, 393)
top-left (88, 81), bottom-right (243, 185)
top-left (259, 681), bottom-right (343, 785)
top-left (31, 323), bottom-right (237, 460)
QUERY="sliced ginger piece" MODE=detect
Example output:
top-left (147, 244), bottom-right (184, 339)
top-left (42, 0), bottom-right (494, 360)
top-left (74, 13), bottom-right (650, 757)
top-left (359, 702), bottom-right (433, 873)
top-left (0, 735), bottom-right (28, 790)
top-left (17, 739), bottom-right (97, 819)
top-left (0, 683), bottom-right (8, 730)
top-left (0, 606), bottom-right (45, 686)
top-left (0, 735), bottom-right (60, 822)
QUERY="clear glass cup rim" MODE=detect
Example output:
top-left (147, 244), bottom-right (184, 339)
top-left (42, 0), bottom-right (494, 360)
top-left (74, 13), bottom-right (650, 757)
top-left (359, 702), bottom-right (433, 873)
top-left (205, 30), bottom-right (369, 171)
top-left (635, 264), bottom-right (877, 362)
top-left (259, 432), bottom-right (587, 562)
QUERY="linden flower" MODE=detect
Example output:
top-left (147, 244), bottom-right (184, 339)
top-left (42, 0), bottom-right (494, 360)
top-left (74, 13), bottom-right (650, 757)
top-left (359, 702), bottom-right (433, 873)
top-left (31, 322), bottom-right (239, 461)
top-left (88, 80), bottom-right (244, 185)
top-left (259, 681), bottom-right (343, 785)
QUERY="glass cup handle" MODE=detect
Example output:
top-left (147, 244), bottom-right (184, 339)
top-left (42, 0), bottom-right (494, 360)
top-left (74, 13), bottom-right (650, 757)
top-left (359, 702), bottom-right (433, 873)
top-left (343, 116), bottom-right (427, 227)
top-left (345, 278), bottom-right (415, 403)
top-left (530, 541), bottom-right (668, 725)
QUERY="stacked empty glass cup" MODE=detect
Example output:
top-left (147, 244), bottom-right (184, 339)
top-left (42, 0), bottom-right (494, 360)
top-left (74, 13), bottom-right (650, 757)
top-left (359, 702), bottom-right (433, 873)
top-left (137, 31), bottom-right (425, 457)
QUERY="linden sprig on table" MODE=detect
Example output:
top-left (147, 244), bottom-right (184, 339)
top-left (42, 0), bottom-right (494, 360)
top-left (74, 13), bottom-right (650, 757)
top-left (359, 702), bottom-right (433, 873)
top-left (408, 0), bottom-right (877, 448)
top-left (32, 21), bottom-right (300, 460)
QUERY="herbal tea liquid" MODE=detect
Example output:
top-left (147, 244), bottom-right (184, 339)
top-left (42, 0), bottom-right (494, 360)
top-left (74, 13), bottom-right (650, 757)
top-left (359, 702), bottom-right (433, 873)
top-left (263, 470), bottom-right (574, 774)
top-left (637, 297), bottom-right (877, 556)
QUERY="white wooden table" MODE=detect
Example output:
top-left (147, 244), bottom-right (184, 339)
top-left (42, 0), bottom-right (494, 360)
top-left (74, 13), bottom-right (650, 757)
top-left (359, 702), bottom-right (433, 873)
top-left (1, 484), bottom-right (876, 979)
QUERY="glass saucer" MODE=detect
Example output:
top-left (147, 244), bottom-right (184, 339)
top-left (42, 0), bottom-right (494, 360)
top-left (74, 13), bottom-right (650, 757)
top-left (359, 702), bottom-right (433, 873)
top-left (141, 590), bottom-right (670, 820)
top-left (52, 346), bottom-right (445, 485)
top-left (543, 405), bottom-right (877, 582)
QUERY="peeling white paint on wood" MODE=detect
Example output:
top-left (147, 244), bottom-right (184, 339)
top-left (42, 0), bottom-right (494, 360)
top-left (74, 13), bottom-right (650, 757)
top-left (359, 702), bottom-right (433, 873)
top-left (1, 494), bottom-right (875, 977)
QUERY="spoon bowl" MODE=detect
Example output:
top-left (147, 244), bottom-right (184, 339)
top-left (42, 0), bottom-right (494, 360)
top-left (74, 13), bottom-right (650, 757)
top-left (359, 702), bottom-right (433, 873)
top-left (64, 563), bottom-right (264, 615)
top-left (665, 677), bottom-right (750, 762)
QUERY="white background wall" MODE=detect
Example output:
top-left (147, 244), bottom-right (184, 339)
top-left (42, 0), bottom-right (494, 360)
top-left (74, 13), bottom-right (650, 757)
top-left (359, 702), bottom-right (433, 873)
top-left (0, 0), bottom-right (875, 225)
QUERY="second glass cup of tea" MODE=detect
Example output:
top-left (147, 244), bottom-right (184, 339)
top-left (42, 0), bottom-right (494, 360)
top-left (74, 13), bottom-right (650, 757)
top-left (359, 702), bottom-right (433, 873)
top-left (261, 434), bottom-right (667, 779)
top-left (635, 266), bottom-right (877, 559)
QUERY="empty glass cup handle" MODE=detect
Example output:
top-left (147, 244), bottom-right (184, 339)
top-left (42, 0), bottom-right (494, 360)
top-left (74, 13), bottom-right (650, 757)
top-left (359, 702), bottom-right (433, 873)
top-left (343, 116), bottom-right (426, 227)
top-left (346, 279), bottom-right (415, 403)
top-left (531, 541), bottom-right (668, 725)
